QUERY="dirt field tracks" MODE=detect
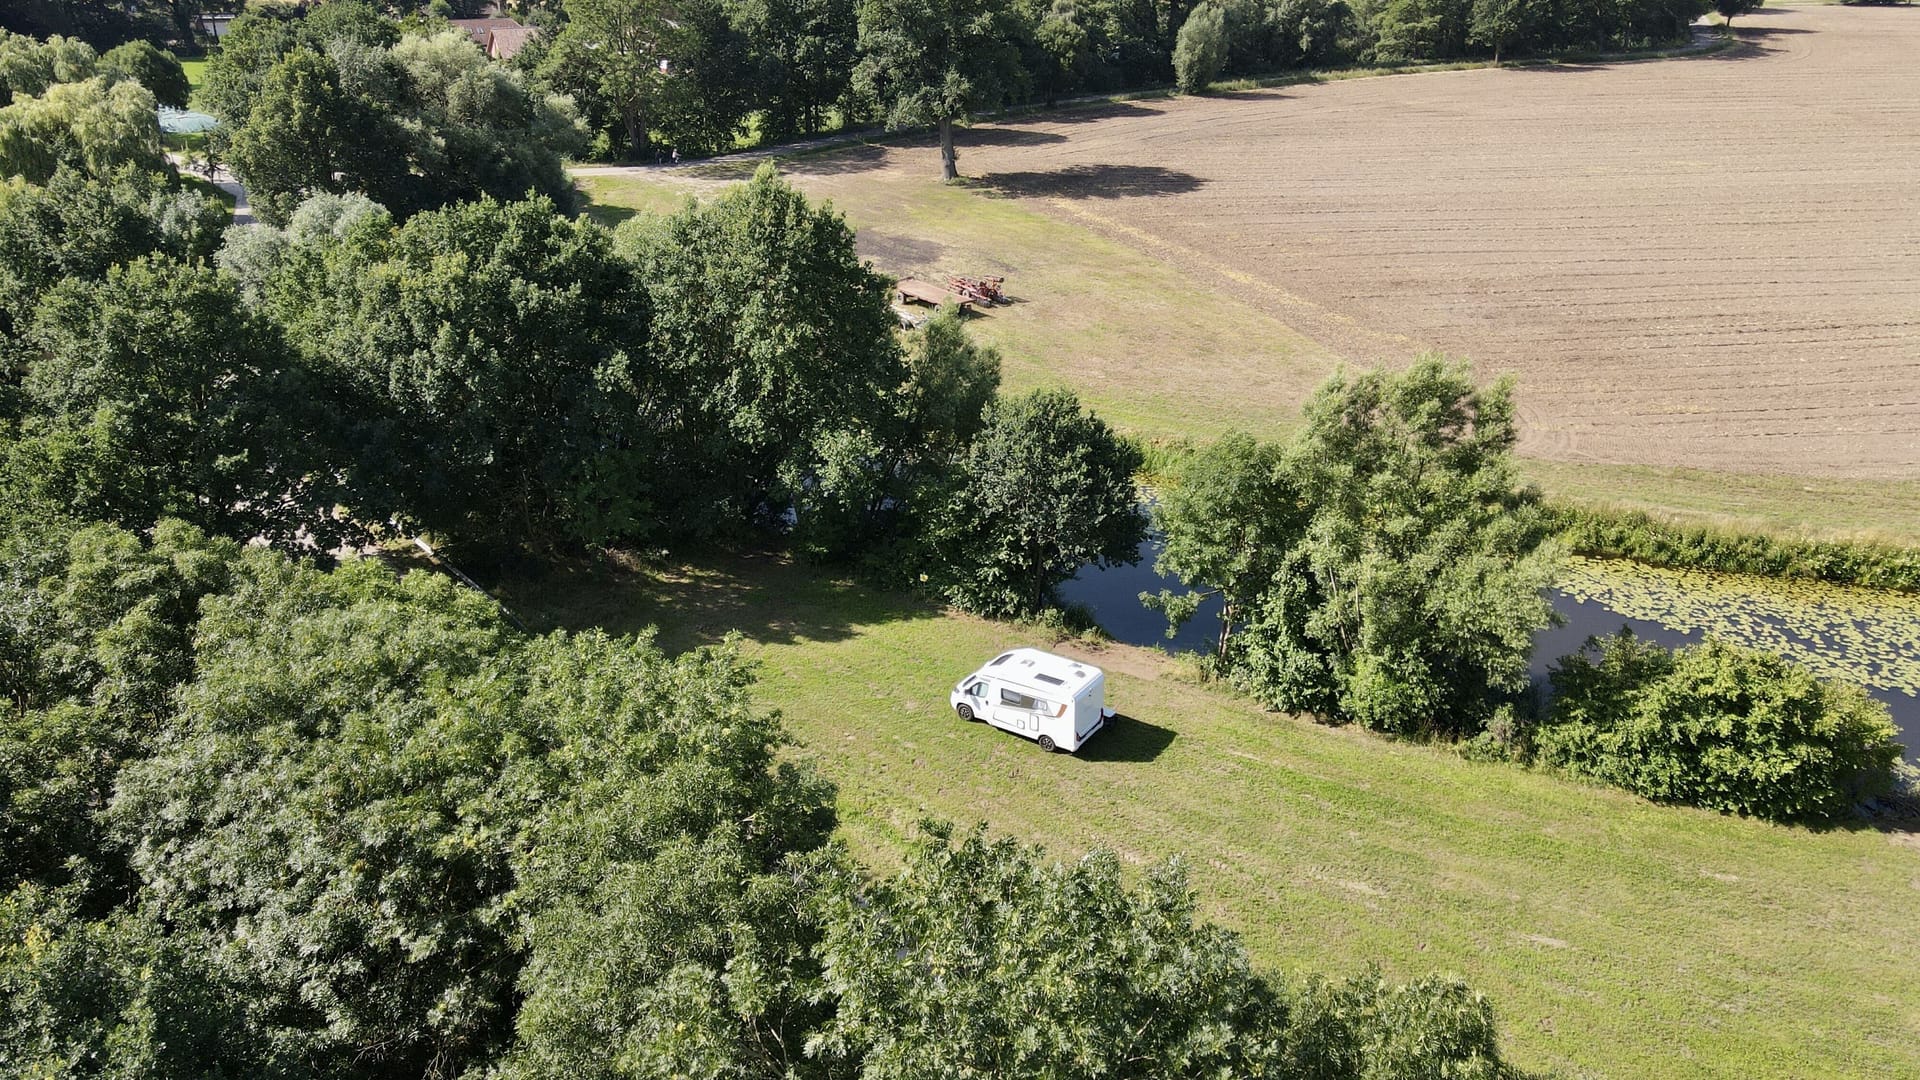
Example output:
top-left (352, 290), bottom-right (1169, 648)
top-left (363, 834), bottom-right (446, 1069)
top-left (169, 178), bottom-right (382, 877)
top-left (802, 5), bottom-right (1920, 480)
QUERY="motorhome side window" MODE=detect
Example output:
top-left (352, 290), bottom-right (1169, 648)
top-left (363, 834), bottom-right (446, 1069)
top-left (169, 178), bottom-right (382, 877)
top-left (999, 688), bottom-right (1043, 711)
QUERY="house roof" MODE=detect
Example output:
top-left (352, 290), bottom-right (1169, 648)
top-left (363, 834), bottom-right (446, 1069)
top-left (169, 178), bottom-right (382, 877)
top-left (485, 25), bottom-right (538, 60)
top-left (449, 17), bottom-right (520, 48)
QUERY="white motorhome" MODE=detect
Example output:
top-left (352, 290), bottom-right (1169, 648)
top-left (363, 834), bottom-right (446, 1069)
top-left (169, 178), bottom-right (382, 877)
top-left (950, 648), bottom-right (1113, 753)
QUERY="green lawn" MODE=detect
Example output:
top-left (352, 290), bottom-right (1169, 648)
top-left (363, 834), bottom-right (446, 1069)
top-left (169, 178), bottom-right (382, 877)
top-left (575, 163), bottom-right (1920, 545)
top-left (181, 58), bottom-right (208, 97)
top-left (497, 552), bottom-right (1920, 1080)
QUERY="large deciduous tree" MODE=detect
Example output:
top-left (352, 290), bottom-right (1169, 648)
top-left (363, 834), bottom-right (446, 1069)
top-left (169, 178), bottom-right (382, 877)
top-left (0, 75), bottom-right (160, 183)
top-left (619, 164), bottom-right (903, 540)
top-left (267, 193), bottom-right (650, 551)
top-left (1229, 357), bottom-right (1562, 735)
top-left (98, 38), bottom-right (186, 106)
top-left (1145, 431), bottom-right (1302, 657)
top-left (11, 256), bottom-right (334, 546)
top-left (733, 0), bottom-right (858, 140)
top-left (538, 0), bottom-right (754, 160)
top-left (935, 387), bottom-right (1146, 617)
top-left (853, 0), bottom-right (1030, 179)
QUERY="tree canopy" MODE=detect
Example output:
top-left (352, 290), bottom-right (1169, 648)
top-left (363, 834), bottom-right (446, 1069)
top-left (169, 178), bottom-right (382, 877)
top-left (1152, 359), bottom-right (1563, 736)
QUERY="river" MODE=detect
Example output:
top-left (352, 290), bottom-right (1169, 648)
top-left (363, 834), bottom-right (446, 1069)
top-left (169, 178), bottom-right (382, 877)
top-left (1059, 543), bottom-right (1919, 764)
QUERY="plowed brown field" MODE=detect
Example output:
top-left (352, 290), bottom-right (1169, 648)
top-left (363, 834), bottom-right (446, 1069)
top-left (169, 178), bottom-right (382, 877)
top-left (866, 5), bottom-right (1920, 478)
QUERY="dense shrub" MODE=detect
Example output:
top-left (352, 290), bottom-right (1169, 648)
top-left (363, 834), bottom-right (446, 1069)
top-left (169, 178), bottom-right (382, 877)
top-left (1538, 633), bottom-right (1903, 822)
top-left (1551, 504), bottom-right (1920, 593)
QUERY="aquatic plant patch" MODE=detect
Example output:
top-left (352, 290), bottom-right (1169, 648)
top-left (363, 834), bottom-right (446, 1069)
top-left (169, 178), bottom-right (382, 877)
top-left (1556, 557), bottom-right (1920, 697)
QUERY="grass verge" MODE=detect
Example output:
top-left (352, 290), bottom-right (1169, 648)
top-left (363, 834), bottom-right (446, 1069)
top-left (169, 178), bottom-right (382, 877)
top-left (495, 550), bottom-right (1920, 1080)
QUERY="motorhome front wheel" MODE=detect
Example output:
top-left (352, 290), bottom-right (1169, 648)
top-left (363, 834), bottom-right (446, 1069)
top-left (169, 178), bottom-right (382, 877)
top-left (956, 703), bottom-right (975, 721)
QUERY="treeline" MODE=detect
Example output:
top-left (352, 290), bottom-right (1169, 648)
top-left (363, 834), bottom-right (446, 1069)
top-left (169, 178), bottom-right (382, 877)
top-left (184, 0), bottom-right (1712, 174)
top-left (1143, 372), bottom-right (1905, 823)
top-left (524, 0), bottom-right (1710, 162)
top-left (1172, 0), bottom-right (1708, 90)
top-left (0, 515), bottom-right (1520, 1078)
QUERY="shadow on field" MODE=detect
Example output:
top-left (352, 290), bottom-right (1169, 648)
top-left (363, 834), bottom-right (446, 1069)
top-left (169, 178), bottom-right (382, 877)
top-left (584, 202), bottom-right (641, 228)
top-left (490, 550), bottom-right (941, 654)
top-left (1009, 100), bottom-right (1161, 125)
top-left (1075, 713), bottom-right (1178, 763)
top-left (776, 143), bottom-right (897, 177)
top-left (954, 127), bottom-right (1070, 148)
top-left (980, 163), bottom-right (1206, 200)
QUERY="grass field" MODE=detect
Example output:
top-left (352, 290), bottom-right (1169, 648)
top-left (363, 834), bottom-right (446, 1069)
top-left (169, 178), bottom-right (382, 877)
top-left (573, 5), bottom-right (1920, 544)
top-left (496, 552), bottom-right (1920, 1080)
top-left (181, 58), bottom-right (208, 96)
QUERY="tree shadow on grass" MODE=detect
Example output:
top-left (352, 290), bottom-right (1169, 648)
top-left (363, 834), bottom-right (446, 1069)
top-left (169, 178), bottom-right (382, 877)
top-left (774, 143), bottom-right (901, 178)
top-left (583, 202), bottom-right (640, 228)
top-left (978, 163), bottom-right (1206, 200)
top-left (1008, 100), bottom-right (1161, 125)
top-left (489, 549), bottom-right (942, 655)
top-left (1074, 713), bottom-right (1178, 764)
top-left (953, 127), bottom-right (1071, 148)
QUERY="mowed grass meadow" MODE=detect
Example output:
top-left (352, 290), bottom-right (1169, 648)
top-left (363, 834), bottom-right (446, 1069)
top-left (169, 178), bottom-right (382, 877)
top-left (498, 553), bottom-right (1920, 1080)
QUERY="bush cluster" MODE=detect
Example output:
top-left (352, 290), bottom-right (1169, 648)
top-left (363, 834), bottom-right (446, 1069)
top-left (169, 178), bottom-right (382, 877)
top-left (1533, 633), bottom-right (1903, 822)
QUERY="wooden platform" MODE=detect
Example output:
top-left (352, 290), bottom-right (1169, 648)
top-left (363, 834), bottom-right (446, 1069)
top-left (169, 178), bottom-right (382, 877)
top-left (895, 278), bottom-right (972, 312)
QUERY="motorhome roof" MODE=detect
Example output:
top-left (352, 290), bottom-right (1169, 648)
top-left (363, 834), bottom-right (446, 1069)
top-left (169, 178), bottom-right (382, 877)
top-left (983, 648), bottom-right (1103, 694)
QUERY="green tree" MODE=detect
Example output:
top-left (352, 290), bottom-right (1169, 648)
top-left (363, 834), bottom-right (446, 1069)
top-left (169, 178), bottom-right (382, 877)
top-left (268, 194), bottom-right (650, 551)
top-left (0, 165), bottom-right (222, 337)
top-left (0, 519), bottom-right (237, 899)
top-left (734, 0), bottom-right (859, 139)
top-left (808, 823), bottom-right (1283, 1077)
top-left (1538, 633), bottom-right (1903, 822)
top-left (497, 634), bottom-right (837, 1080)
top-left (13, 256), bottom-right (331, 545)
top-left (223, 47), bottom-right (406, 226)
top-left (1230, 358), bottom-right (1563, 735)
top-left (788, 303), bottom-right (1000, 567)
top-left (0, 30), bottom-right (97, 105)
top-left (110, 551), bottom-right (838, 1080)
top-left (0, 75), bottom-right (161, 183)
top-left (1467, 0), bottom-right (1537, 62)
top-left (1172, 0), bottom-right (1227, 92)
top-left (1144, 432), bottom-right (1302, 657)
top-left (109, 557), bottom-right (525, 1079)
top-left (807, 823), bottom-right (1511, 1079)
top-left (1369, 0), bottom-right (1472, 61)
top-left (98, 38), bottom-right (186, 106)
top-left (538, 0), bottom-right (683, 159)
top-left (853, 0), bottom-right (1030, 180)
top-left (619, 165), bottom-right (903, 541)
top-left (936, 387), bottom-right (1146, 618)
top-left (0, 884), bottom-right (271, 1077)
top-left (1712, 0), bottom-right (1758, 27)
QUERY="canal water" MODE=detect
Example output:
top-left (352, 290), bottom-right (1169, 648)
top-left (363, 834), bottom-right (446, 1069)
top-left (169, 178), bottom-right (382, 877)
top-left (1059, 542), bottom-right (1919, 764)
